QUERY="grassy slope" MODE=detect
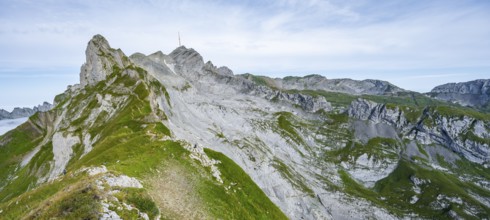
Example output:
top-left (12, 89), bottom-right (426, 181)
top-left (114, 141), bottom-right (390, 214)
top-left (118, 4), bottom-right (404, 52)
top-left (203, 149), bottom-right (287, 219)
top-left (330, 103), bottom-right (490, 218)
top-left (374, 160), bottom-right (490, 219)
top-left (3, 60), bottom-right (489, 220)
top-left (0, 117), bottom-right (47, 202)
top-left (331, 138), bottom-right (490, 219)
top-left (0, 65), bottom-right (286, 219)
top-left (286, 88), bottom-right (490, 218)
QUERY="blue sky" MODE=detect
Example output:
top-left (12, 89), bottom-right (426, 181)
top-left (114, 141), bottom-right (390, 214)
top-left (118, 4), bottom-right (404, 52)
top-left (1, 0), bottom-right (489, 111)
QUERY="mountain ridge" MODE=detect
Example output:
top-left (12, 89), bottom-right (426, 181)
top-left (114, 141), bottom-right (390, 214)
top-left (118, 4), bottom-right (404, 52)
top-left (427, 79), bottom-right (490, 111)
top-left (1, 34), bottom-right (489, 219)
top-left (239, 73), bottom-right (404, 95)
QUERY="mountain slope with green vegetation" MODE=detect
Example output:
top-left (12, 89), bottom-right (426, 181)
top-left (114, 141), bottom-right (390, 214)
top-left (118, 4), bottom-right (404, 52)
top-left (0, 35), bottom-right (286, 220)
top-left (1, 35), bottom-right (489, 219)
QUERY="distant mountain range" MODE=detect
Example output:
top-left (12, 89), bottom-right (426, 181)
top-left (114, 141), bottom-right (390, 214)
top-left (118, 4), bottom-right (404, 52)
top-left (238, 73), bottom-right (489, 112)
top-left (238, 73), bottom-right (404, 95)
top-left (0, 102), bottom-right (53, 120)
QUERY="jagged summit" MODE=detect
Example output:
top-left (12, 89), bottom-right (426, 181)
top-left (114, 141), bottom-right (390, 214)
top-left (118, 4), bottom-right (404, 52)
top-left (89, 34), bottom-right (111, 50)
top-left (169, 46), bottom-right (203, 63)
top-left (167, 45), bottom-right (206, 78)
top-left (79, 34), bottom-right (129, 86)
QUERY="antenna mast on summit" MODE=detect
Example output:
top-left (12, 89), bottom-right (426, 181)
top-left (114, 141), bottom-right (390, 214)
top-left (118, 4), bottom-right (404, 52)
top-left (178, 32), bottom-right (181, 46)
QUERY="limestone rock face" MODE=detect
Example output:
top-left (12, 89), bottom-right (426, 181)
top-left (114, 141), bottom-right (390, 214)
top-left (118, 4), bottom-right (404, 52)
top-left (264, 91), bottom-right (332, 112)
top-left (428, 79), bottom-right (490, 108)
top-left (348, 98), bottom-right (407, 128)
top-left (348, 98), bottom-right (489, 164)
top-left (409, 112), bottom-right (490, 164)
top-left (346, 99), bottom-right (405, 187)
top-left (218, 66), bottom-right (234, 76)
top-left (79, 34), bottom-right (128, 86)
top-left (168, 46), bottom-right (205, 79)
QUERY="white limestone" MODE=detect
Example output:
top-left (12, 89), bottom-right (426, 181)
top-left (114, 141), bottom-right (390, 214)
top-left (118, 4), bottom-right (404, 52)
top-left (48, 132), bottom-right (80, 180)
top-left (104, 174), bottom-right (143, 188)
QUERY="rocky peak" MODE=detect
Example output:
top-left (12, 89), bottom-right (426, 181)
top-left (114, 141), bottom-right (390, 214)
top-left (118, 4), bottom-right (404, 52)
top-left (147, 51), bottom-right (166, 62)
top-left (89, 34), bottom-right (111, 51)
top-left (202, 61), bottom-right (234, 77)
top-left (169, 46), bottom-right (204, 67)
top-left (79, 34), bottom-right (128, 86)
top-left (166, 46), bottom-right (206, 80)
top-left (217, 66), bottom-right (234, 76)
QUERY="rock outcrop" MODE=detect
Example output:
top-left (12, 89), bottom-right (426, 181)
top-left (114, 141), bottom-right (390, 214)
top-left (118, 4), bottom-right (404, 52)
top-left (409, 110), bottom-right (490, 164)
top-left (427, 79), bottom-right (490, 109)
top-left (168, 46), bottom-right (206, 78)
top-left (348, 98), bottom-right (489, 165)
top-left (0, 102), bottom-right (53, 120)
top-left (79, 34), bottom-right (129, 86)
top-left (265, 91), bottom-right (332, 112)
top-left (348, 98), bottom-right (407, 128)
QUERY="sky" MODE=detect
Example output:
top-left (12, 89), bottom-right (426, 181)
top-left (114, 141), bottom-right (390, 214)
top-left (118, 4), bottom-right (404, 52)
top-left (1, 0), bottom-right (489, 111)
